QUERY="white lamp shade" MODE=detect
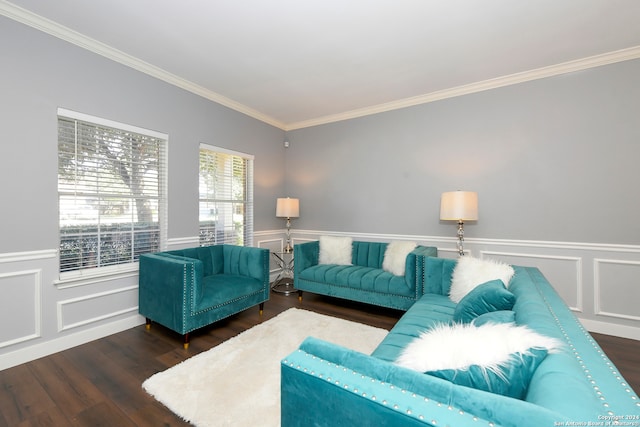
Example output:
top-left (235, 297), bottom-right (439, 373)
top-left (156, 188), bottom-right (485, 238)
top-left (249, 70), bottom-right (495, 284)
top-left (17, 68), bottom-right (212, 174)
top-left (440, 191), bottom-right (478, 221)
top-left (276, 197), bottom-right (299, 218)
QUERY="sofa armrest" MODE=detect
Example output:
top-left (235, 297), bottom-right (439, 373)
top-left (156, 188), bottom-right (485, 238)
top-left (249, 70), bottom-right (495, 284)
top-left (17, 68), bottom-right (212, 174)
top-left (406, 246), bottom-right (438, 294)
top-left (294, 240), bottom-right (319, 275)
top-left (281, 337), bottom-right (566, 427)
top-left (411, 245), bottom-right (438, 258)
top-left (139, 253), bottom-right (204, 333)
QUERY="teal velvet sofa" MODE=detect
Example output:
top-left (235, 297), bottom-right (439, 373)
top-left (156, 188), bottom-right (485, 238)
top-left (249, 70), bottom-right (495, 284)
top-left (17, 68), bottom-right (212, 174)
top-left (139, 244), bottom-right (269, 348)
top-left (282, 257), bottom-right (640, 426)
top-left (294, 240), bottom-right (438, 310)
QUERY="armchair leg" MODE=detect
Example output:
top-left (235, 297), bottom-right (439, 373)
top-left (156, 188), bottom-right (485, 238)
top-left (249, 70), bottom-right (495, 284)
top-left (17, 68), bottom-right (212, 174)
top-left (259, 302), bottom-right (264, 316)
top-left (145, 318), bottom-right (151, 330)
top-left (183, 333), bottom-right (190, 350)
top-left (298, 290), bottom-right (303, 302)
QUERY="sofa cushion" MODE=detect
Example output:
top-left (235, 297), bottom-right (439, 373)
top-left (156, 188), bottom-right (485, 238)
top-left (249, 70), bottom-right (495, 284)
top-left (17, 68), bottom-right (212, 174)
top-left (319, 236), bottom-right (353, 265)
top-left (197, 274), bottom-right (263, 310)
top-left (382, 240), bottom-right (417, 276)
top-left (429, 348), bottom-right (549, 399)
top-left (395, 322), bottom-right (562, 398)
top-left (453, 279), bottom-right (516, 323)
top-left (473, 310), bottom-right (516, 326)
top-left (449, 256), bottom-right (515, 303)
top-left (351, 241), bottom-right (386, 268)
top-left (298, 265), bottom-right (414, 296)
top-left (371, 294), bottom-right (456, 362)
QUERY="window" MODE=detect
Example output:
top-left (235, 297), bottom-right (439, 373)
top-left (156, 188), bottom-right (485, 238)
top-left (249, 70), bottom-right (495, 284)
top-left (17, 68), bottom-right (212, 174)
top-left (199, 144), bottom-right (253, 246)
top-left (57, 109), bottom-right (167, 276)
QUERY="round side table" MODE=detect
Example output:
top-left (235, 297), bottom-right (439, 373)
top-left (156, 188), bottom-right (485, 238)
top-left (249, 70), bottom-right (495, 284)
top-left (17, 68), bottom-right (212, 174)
top-left (271, 250), bottom-right (296, 295)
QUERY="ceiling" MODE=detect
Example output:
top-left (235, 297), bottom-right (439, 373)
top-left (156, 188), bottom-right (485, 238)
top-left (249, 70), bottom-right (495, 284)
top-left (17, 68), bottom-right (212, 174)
top-left (3, 0), bottom-right (640, 130)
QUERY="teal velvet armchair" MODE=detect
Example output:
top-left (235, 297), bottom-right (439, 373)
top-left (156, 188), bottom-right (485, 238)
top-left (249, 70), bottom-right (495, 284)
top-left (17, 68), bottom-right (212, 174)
top-left (139, 244), bottom-right (269, 348)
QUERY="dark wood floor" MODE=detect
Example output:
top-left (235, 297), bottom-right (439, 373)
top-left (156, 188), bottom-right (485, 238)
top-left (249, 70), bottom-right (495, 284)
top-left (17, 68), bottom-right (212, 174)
top-left (0, 292), bottom-right (638, 427)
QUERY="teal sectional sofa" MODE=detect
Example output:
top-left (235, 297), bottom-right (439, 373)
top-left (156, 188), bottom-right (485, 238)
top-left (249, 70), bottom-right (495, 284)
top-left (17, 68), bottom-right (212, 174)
top-left (282, 257), bottom-right (640, 426)
top-left (294, 240), bottom-right (438, 310)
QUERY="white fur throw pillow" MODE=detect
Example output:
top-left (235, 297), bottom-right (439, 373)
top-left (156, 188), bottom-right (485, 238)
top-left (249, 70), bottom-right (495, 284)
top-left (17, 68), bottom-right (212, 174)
top-left (318, 236), bottom-right (353, 265)
top-left (382, 241), bottom-right (417, 276)
top-left (395, 322), bottom-right (562, 373)
top-left (449, 256), bottom-right (515, 303)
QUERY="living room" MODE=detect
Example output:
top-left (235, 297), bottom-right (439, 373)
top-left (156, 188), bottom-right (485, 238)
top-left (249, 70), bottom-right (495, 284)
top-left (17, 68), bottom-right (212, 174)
top-left (1, 0), bottom-right (639, 418)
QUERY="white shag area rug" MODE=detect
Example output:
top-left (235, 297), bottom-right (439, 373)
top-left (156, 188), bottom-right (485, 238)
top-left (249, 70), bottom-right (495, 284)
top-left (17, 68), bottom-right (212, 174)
top-left (142, 308), bottom-right (388, 427)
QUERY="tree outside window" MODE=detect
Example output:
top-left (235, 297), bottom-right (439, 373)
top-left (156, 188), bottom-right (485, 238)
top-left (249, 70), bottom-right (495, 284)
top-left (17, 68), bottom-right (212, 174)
top-left (57, 110), bottom-right (167, 274)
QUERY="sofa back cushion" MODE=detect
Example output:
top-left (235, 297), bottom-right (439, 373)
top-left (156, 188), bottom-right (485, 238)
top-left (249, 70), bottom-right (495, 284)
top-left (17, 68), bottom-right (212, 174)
top-left (351, 241), bottom-right (387, 268)
top-left (166, 245), bottom-right (224, 276)
top-left (423, 257), bottom-right (457, 296)
top-left (352, 241), bottom-right (427, 290)
top-left (166, 245), bottom-right (265, 278)
top-left (222, 244), bottom-right (267, 279)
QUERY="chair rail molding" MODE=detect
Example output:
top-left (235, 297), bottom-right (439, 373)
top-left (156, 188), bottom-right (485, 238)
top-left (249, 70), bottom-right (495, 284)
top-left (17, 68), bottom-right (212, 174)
top-left (2, 232), bottom-right (639, 370)
top-left (277, 228), bottom-right (640, 340)
top-left (0, 249), bottom-right (57, 264)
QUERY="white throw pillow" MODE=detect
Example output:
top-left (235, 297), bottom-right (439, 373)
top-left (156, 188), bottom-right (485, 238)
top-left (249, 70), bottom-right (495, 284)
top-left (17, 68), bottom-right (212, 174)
top-left (382, 241), bottom-right (417, 276)
top-left (395, 322), bottom-right (562, 373)
top-left (449, 256), bottom-right (515, 303)
top-left (318, 236), bottom-right (353, 265)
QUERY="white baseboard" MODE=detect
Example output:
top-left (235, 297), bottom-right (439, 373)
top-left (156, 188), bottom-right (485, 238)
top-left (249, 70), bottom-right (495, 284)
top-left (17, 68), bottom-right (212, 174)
top-left (3, 234), bottom-right (639, 372)
top-left (264, 228), bottom-right (640, 342)
top-left (0, 315), bottom-right (145, 371)
top-left (579, 318), bottom-right (640, 341)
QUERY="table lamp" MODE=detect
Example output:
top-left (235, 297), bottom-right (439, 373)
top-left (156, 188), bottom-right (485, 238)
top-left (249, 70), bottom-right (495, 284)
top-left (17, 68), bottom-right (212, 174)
top-left (440, 191), bottom-right (478, 256)
top-left (276, 197), bottom-right (299, 253)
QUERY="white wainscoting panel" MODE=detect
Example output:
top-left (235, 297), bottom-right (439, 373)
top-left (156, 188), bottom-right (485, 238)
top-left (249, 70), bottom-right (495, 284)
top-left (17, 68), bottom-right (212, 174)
top-left (256, 236), bottom-right (284, 276)
top-left (57, 285), bottom-right (139, 332)
top-left (0, 269), bottom-right (41, 348)
top-left (2, 233), bottom-right (638, 370)
top-left (0, 249), bottom-right (144, 370)
top-left (481, 251), bottom-right (583, 312)
top-left (594, 258), bottom-right (640, 322)
top-left (282, 229), bottom-right (640, 340)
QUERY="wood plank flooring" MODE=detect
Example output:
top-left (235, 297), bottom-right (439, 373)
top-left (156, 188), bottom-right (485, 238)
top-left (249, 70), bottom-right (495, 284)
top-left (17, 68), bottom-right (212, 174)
top-left (0, 292), bottom-right (638, 426)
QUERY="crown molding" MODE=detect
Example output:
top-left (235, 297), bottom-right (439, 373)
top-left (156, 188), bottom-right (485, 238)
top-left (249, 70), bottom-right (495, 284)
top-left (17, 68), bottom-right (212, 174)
top-left (284, 45), bottom-right (640, 130)
top-left (0, 1), bottom-right (287, 130)
top-left (3, 1), bottom-right (639, 132)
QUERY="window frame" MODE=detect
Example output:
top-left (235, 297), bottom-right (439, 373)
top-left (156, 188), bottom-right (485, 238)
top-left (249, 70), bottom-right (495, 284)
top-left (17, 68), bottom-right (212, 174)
top-left (56, 108), bottom-right (168, 283)
top-left (198, 143), bottom-right (254, 247)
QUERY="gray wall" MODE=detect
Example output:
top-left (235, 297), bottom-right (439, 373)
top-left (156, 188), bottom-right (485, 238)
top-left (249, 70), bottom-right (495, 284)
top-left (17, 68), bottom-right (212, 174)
top-left (0, 17), bottom-right (287, 369)
top-left (285, 59), bottom-right (640, 245)
top-left (2, 14), bottom-right (640, 367)
top-left (0, 16), bottom-right (286, 254)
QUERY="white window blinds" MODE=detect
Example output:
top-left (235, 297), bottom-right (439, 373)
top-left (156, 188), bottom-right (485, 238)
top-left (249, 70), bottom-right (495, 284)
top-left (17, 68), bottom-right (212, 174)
top-left (199, 144), bottom-right (254, 246)
top-left (57, 109), bottom-right (168, 274)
